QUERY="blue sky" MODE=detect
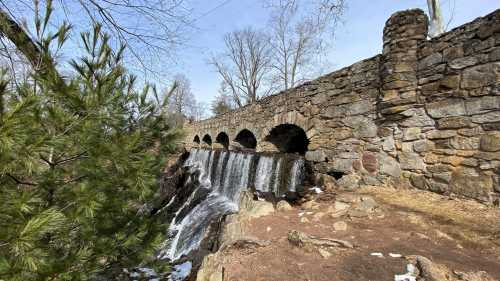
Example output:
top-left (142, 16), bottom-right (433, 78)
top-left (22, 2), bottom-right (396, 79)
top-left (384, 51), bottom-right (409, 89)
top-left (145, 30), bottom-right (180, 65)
top-left (173, 0), bottom-right (499, 105)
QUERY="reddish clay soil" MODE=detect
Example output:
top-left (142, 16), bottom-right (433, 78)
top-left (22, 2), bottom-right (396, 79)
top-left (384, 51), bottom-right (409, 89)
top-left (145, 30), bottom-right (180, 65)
top-left (217, 187), bottom-right (500, 281)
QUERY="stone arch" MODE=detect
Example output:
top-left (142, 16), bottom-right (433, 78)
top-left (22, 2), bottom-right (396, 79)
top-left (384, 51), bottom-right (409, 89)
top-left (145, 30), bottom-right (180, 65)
top-left (202, 134), bottom-right (212, 146)
top-left (262, 110), bottom-right (317, 140)
top-left (234, 129), bottom-right (257, 149)
top-left (193, 135), bottom-right (200, 144)
top-left (264, 124), bottom-right (309, 155)
top-left (215, 132), bottom-right (230, 149)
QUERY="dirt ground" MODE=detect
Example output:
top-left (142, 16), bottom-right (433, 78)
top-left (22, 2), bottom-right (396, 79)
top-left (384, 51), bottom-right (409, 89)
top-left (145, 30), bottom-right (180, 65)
top-left (214, 186), bottom-right (500, 281)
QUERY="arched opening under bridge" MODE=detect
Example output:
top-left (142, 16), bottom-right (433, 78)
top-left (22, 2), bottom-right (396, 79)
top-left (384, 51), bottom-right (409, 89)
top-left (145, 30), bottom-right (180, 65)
top-left (234, 129), bottom-right (257, 149)
top-left (264, 124), bottom-right (309, 155)
top-left (215, 132), bottom-right (230, 149)
top-left (202, 134), bottom-right (212, 146)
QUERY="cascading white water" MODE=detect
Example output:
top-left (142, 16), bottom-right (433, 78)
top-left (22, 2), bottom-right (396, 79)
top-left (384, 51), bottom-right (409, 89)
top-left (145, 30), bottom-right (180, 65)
top-left (272, 158), bottom-right (283, 194)
top-left (254, 156), bottom-right (275, 192)
top-left (161, 149), bottom-right (305, 262)
top-left (288, 159), bottom-right (305, 192)
top-left (239, 153), bottom-right (253, 189)
top-left (206, 150), bottom-right (215, 180)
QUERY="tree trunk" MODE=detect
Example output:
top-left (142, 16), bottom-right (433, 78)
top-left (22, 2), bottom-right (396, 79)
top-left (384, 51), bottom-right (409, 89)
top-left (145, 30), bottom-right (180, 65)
top-left (0, 9), bottom-right (56, 75)
top-left (427, 0), bottom-right (444, 38)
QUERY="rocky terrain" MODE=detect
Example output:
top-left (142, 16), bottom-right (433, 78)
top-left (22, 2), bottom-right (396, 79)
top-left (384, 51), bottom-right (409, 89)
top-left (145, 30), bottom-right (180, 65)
top-left (195, 186), bottom-right (500, 281)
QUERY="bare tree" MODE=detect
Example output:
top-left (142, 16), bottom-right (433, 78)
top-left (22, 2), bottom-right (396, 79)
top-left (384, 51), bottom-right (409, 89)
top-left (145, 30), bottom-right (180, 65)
top-left (188, 100), bottom-right (208, 121)
top-left (266, 0), bottom-right (345, 90)
top-left (209, 27), bottom-right (272, 107)
top-left (427, 0), bottom-right (444, 38)
top-left (166, 73), bottom-right (208, 123)
top-left (168, 73), bottom-right (195, 115)
top-left (0, 0), bottom-right (191, 81)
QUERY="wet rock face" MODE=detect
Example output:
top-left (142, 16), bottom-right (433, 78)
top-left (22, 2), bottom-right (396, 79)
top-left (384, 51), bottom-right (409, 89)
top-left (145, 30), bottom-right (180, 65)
top-left (158, 166), bottom-right (206, 223)
top-left (148, 150), bottom-right (190, 219)
top-left (185, 8), bottom-right (500, 204)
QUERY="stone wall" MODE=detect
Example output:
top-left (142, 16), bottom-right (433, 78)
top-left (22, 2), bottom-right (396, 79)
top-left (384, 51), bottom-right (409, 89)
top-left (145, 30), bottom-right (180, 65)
top-left (184, 8), bottom-right (500, 204)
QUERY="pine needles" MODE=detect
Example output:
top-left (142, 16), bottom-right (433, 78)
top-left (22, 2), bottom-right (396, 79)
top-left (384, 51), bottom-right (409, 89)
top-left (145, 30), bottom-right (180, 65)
top-left (0, 3), bottom-right (181, 280)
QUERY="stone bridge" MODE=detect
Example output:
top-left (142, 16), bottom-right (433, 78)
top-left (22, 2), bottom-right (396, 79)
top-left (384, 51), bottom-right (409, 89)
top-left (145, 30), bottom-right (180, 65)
top-left (184, 9), bottom-right (500, 204)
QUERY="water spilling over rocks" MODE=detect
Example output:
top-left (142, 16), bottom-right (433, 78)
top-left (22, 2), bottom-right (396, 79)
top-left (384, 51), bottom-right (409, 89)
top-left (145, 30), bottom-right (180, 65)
top-left (159, 148), bottom-right (306, 262)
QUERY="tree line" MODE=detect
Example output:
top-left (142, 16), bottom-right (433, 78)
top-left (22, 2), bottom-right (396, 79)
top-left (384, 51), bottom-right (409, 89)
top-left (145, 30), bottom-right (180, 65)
top-left (164, 0), bottom-right (347, 120)
top-left (209, 0), bottom-right (346, 116)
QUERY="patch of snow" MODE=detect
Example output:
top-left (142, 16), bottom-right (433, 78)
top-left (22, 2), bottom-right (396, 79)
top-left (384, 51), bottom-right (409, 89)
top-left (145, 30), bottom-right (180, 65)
top-left (389, 253), bottom-right (403, 258)
top-left (370, 252), bottom-right (384, 257)
top-left (394, 274), bottom-right (416, 281)
top-left (298, 212), bottom-right (305, 217)
top-left (394, 264), bottom-right (416, 281)
top-left (168, 261), bottom-right (192, 281)
top-left (126, 267), bottom-right (159, 280)
top-left (138, 267), bottom-right (157, 277)
top-left (309, 187), bottom-right (323, 194)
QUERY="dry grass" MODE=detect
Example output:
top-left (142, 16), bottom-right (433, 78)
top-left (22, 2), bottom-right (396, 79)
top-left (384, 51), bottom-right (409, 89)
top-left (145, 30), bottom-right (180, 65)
top-left (359, 185), bottom-right (500, 250)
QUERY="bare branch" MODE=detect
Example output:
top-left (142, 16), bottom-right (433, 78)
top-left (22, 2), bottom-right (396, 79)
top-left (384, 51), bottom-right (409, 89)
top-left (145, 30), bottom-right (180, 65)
top-left (210, 28), bottom-right (271, 106)
top-left (0, 0), bottom-right (193, 81)
top-left (266, 0), bottom-right (345, 90)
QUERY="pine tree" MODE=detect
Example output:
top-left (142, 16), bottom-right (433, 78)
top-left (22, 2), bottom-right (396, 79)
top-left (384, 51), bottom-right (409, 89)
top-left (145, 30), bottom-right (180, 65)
top-left (0, 4), bottom-right (181, 280)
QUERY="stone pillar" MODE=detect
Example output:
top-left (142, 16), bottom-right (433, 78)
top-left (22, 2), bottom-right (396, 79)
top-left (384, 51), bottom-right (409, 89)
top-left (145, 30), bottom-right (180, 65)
top-left (379, 9), bottom-right (428, 116)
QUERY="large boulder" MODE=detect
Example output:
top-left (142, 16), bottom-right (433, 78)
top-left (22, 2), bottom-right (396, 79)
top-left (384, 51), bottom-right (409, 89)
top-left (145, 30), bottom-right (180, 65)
top-left (238, 191), bottom-right (275, 219)
top-left (276, 200), bottom-right (293, 211)
top-left (196, 252), bottom-right (224, 281)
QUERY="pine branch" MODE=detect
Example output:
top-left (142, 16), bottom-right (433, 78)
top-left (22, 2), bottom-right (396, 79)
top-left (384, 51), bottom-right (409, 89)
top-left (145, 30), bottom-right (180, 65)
top-left (5, 173), bottom-right (37, 186)
top-left (40, 151), bottom-right (88, 167)
top-left (55, 151), bottom-right (88, 165)
top-left (40, 154), bottom-right (54, 167)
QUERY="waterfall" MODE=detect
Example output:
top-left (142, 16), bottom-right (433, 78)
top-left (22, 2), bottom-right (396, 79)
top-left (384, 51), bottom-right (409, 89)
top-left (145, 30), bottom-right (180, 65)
top-left (272, 158), bottom-right (283, 195)
top-left (254, 156), bottom-right (275, 193)
top-left (160, 149), bottom-right (306, 262)
top-left (288, 159), bottom-right (305, 192)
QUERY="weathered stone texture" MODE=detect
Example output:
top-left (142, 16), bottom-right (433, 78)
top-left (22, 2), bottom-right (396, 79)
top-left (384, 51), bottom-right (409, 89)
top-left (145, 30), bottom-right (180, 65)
top-left (185, 9), bottom-right (500, 204)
